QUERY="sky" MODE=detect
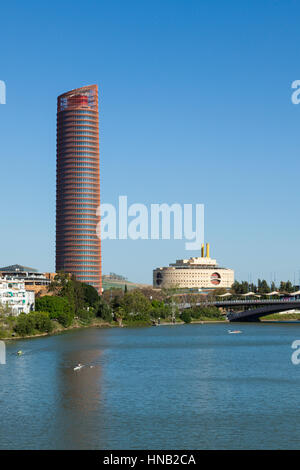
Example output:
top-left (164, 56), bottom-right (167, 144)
top-left (1, 0), bottom-right (300, 285)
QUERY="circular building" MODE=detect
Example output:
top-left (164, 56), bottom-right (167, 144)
top-left (153, 244), bottom-right (234, 291)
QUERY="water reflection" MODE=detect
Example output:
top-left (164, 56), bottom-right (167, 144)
top-left (53, 331), bottom-right (107, 449)
top-left (2, 324), bottom-right (300, 449)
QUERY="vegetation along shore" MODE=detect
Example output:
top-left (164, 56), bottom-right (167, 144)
top-left (1, 275), bottom-right (300, 341)
top-left (0, 273), bottom-right (227, 340)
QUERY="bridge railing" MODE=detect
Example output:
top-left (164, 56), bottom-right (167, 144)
top-left (179, 299), bottom-right (300, 309)
top-left (213, 299), bottom-right (298, 305)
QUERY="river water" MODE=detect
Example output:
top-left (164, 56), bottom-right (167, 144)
top-left (1, 323), bottom-right (300, 449)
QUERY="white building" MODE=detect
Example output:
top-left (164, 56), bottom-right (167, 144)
top-left (0, 278), bottom-right (35, 315)
top-left (153, 244), bottom-right (234, 290)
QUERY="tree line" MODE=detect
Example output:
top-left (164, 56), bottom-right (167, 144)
top-left (0, 273), bottom-right (229, 338)
top-left (231, 279), bottom-right (296, 295)
top-left (6, 273), bottom-right (296, 338)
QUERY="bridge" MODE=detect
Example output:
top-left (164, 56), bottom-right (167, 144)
top-left (180, 299), bottom-right (300, 322)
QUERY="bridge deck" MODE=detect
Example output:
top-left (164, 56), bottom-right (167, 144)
top-left (181, 300), bottom-right (300, 322)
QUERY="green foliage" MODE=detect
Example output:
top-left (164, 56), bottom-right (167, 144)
top-left (264, 313), bottom-right (300, 321)
top-left (77, 308), bottom-right (95, 324)
top-left (231, 279), bottom-right (297, 295)
top-left (14, 314), bottom-right (35, 336)
top-left (48, 272), bottom-right (85, 314)
top-left (212, 287), bottom-right (227, 296)
top-left (279, 281), bottom-right (294, 293)
top-left (36, 295), bottom-right (71, 315)
top-left (271, 281), bottom-right (276, 292)
top-left (33, 312), bottom-right (54, 332)
top-left (0, 303), bottom-right (13, 315)
top-left (103, 289), bottom-right (178, 324)
top-left (14, 312), bottom-right (54, 336)
top-left (189, 306), bottom-right (222, 320)
top-left (0, 328), bottom-right (9, 339)
top-left (35, 296), bottom-right (74, 327)
top-left (150, 299), bottom-right (172, 319)
top-left (95, 298), bottom-right (113, 322)
top-left (180, 310), bottom-right (192, 324)
top-left (72, 280), bottom-right (85, 313)
top-left (257, 279), bottom-right (271, 294)
top-left (231, 281), bottom-right (251, 294)
top-left (55, 310), bottom-right (74, 327)
top-left (120, 290), bottom-right (152, 315)
top-left (48, 272), bottom-right (72, 297)
top-left (122, 315), bottom-right (152, 327)
top-left (83, 284), bottom-right (99, 307)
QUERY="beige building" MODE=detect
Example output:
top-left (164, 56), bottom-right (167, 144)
top-left (153, 244), bottom-right (234, 290)
top-left (0, 265), bottom-right (56, 296)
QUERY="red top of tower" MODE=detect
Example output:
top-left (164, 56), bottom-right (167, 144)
top-left (57, 85), bottom-right (98, 112)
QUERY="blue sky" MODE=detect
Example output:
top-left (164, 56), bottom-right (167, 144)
top-left (0, 0), bottom-right (300, 285)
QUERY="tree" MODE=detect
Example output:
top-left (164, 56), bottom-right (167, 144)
top-left (258, 279), bottom-right (270, 294)
top-left (48, 272), bottom-right (71, 296)
top-left (14, 314), bottom-right (36, 336)
top-left (103, 288), bottom-right (124, 309)
top-left (231, 281), bottom-right (249, 294)
top-left (14, 312), bottom-right (54, 336)
top-left (35, 296), bottom-right (74, 327)
top-left (48, 272), bottom-right (88, 314)
top-left (33, 312), bottom-right (53, 333)
top-left (0, 303), bottom-right (13, 316)
top-left (212, 287), bottom-right (227, 296)
top-left (190, 306), bottom-right (222, 320)
top-left (82, 284), bottom-right (99, 307)
top-left (72, 279), bottom-right (85, 314)
top-left (77, 308), bottom-right (95, 324)
top-left (271, 282), bottom-right (276, 292)
top-left (286, 281), bottom-right (294, 293)
top-left (95, 299), bottom-right (113, 322)
top-left (279, 281), bottom-right (293, 293)
top-left (180, 311), bottom-right (191, 324)
top-left (150, 299), bottom-right (172, 319)
top-left (120, 290), bottom-right (152, 315)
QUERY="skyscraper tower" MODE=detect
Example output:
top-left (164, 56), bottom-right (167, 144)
top-left (56, 85), bottom-right (102, 293)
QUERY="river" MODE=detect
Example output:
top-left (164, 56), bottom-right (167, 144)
top-left (1, 323), bottom-right (300, 449)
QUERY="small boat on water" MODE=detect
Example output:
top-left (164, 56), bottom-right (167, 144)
top-left (228, 330), bottom-right (242, 334)
top-left (17, 350), bottom-right (23, 356)
top-left (74, 363), bottom-right (84, 371)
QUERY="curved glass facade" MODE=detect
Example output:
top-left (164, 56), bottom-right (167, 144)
top-left (56, 85), bottom-right (102, 293)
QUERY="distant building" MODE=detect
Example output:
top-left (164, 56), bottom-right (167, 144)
top-left (0, 278), bottom-right (35, 315)
top-left (0, 265), bottom-right (55, 296)
top-left (103, 273), bottom-right (128, 281)
top-left (153, 244), bottom-right (234, 290)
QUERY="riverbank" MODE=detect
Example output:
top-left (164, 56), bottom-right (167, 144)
top-left (261, 313), bottom-right (300, 321)
top-left (4, 313), bottom-right (300, 342)
top-left (2, 317), bottom-right (230, 341)
top-left (159, 319), bottom-right (227, 325)
top-left (2, 317), bottom-right (115, 341)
